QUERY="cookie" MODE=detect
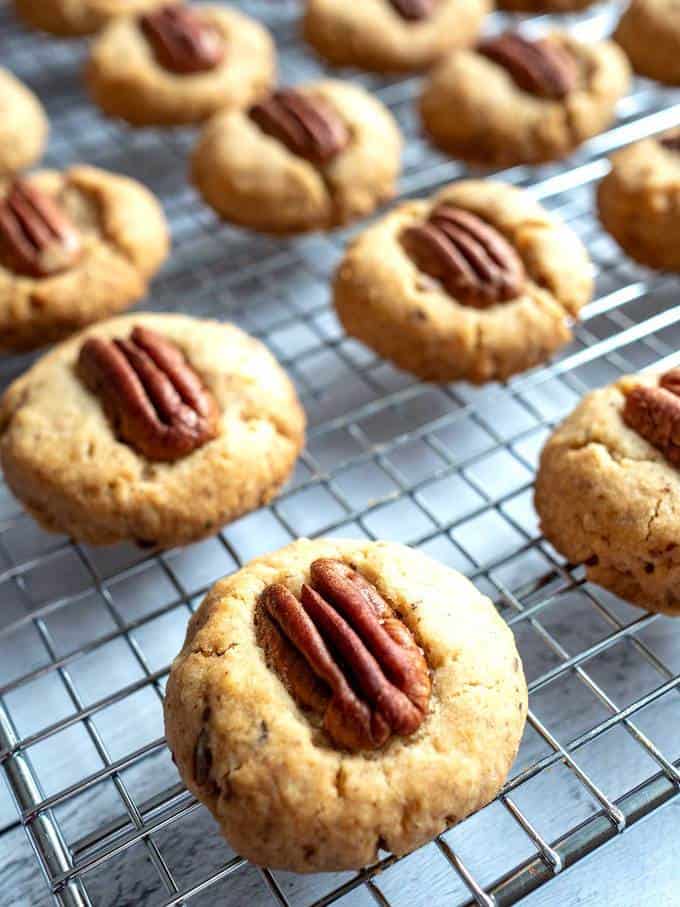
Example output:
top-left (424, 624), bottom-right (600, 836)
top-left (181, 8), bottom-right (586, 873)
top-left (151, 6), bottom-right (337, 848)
top-left (615, 0), bottom-right (680, 84)
top-left (535, 367), bottom-right (680, 615)
top-left (420, 32), bottom-right (630, 166)
top-left (13, 0), bottom-right (165, 36)
top-left (0, 68), bottom-right (48, 178)
top-left (334, 180), bottom-right (592, 384)
top-left (0, 166), bottom-right (169, 352)
top-left (597, 130), bottom-right (680, 271)
top-left (164, 537), bottom-right (527, 872)
top-left (498, 0), bottom-right (596, 9)
top-left (302, 0), bottom-right (490, 74)
top-left (191, 79), bottom-right (402, 235)
top-left (0, 313), bottom-right (306, 548)
top-left (87, 4), bottom-right (276, 127)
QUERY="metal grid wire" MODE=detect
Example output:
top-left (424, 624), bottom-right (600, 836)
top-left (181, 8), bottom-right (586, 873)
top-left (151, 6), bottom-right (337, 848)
top-left (1, 1), bottom-right (680, 904)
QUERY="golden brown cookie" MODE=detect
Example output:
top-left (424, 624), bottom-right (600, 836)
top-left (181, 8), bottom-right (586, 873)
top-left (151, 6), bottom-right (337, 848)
top-left (191, 79), bottom-right (402, 235)
top-left (535, 367), bottom-right (680, 615)
top-left (164, 537), bottom-right (527, 872)
top-left (498, 0), bottom-right (596, 9)
top-left (334, 180), bottom-right (592, 384)
top-left (13, 0), bottom-right (166, 36)
top-left (420, 31), bottom-right (631, 166)
top-left (302, 0), bottom-right (490, 74)
top-left (615, 0), bottom-right (680, 84)
top-left (0, 313), bottom-right (306, 548)
top-left (86, 4), bottom-right (276, 127)
top-left (0, 166), bottom-right (169, 352)
top-left (597, 130), bottom-right (680, 270)
top-left (0, 68), bottom-right (47, 178)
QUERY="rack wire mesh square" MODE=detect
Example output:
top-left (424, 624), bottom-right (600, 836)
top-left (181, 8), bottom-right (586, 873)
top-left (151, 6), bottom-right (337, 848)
top-left (1, 1), bottom-right (680, 904)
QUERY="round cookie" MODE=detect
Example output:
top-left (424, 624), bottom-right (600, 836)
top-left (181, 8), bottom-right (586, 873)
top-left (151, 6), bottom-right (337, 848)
top-left (0, 166), bottom-right (169, 352)
top-left (0, 68), bottom-right (48, 178)
top-left (302, 0), bottom-right (490, 74)
top-left (535, 369), bottom-right (680, 615)
top-left (333, 180), bottom-right (592, 384)
top-left (0, 313), bottom-right (306, 548)
top-left (615, 0), bottom-right (680, 84)
top-left (13, 0), bottom-right (166, 36)
top-left (87, 4), bottom-right (276, 127)
top-left (420, 32), bottom-right (631, 166)
top-left (192, 79), bottom-right (402, 235)
top-left (164, 537), bottom-right (527, 872)
top-left (597, 131), bottom-right (680, 271)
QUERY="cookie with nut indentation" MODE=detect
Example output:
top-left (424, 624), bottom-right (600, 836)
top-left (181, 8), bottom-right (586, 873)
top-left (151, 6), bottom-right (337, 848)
top-left (86, 3), bottom-right (275, 126)
top-left (0, 166), bottom-right (169, 352)
top-left (302, 0), bottom-right (490, 73)
top-left (13, 0), bottom-right (166, 36)
top-left (597, 130), bottom-right (680, 271)
top-left (164, 537), bottom-right (527, 872)
top-left (334, 180), bottom-right (592, 384)
top-left (191, 79), bottom-right (402, 235)
top-left (536, 368), bottom-right (680, 615)
top-left (0, 67), bottom-right (47, 178)
top-left (420, 31), bottom-right (630, 166)
top-left (0, 312), bottom-right (305, 548)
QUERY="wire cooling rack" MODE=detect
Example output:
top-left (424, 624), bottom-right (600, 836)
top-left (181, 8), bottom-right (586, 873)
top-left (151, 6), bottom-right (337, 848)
top-left (2, 1), bottom-right (680, 904)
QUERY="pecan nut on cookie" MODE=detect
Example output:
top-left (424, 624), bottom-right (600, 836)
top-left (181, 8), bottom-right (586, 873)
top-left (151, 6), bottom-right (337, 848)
top-left (0, 313), bottom-right (305, 548)
top-left (535, 368), bottom-right (680, 615)
top-left (334, 180), bottom-right (592, 384)
top-left (164, 538), bottom-right (527, 871)
top-left (615, 0), bottom-right (680, 85)
top-left (0, 167), bottom-right (168, 352)
top-left (0, 68), bottom-right (48, 178)
top-left (597, 130), bottom-right (680, 271)
top-left (13, 0), bottom-right (167, 36)
top-left (420, 31), bottom-right (630, 166)
top-left (192, 79), bottom-right (402, 234)
top-left (86, 3), bottom-right (275, 126)
top-left (302, 0), bottom-right (490, 74)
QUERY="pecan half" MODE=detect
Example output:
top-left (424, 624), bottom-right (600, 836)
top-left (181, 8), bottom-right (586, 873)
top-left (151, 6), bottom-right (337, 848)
top-left (78, 325), bottom-right (219, 462)
top-left (623, 368), bottom-right (680, 466)
top-left (249, 90), bottom-right (349, 166)
top-left (478, 33), bottom-right (578, 100)
top-left (259, 558), bottom-right (431, 752)
top-left (659, 130), bottom-right (680, 152)
top-left (389, 0), bottom-right (436, 20)
top-left (401, 204), bottom-right (526, 307)
top-left (140, 4), bottom-right (224, 75)
top-left (0, 180), bottom-right (82, 278)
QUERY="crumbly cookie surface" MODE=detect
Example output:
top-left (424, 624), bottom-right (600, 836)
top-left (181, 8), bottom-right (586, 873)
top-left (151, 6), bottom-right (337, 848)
top-left (0, 166), bottom-right (169, 352)
top-left (164, 538), bottom-right (527, 872)
top-left (615, 0), bottom-right (680, 84)
top-left (0, 313), bottom-right (306, 548)
top-left (0, 67), bottom-right (47, 177)
top-left (420, 33), bottom-right (630, 166)
top-left (597, 134), bottom-right (680, 270)
top-left (86, 5), bottom-right (276, 126)
top-left (191, 79), bottom-right (402, 235)
top-left (13, 0), bottom-right (165, 36)
top-left (535, 374), bottom-right (680, 615)
top-left (333, 180), bottom-right (592, 384)
top-left (302, 0), bottom-right (490, 73)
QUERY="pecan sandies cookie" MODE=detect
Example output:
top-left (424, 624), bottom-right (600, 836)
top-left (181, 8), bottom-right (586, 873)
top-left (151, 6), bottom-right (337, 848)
top-left (192, 80), bottom-right (402, 234)
top-left (303, 0), bottom-right (489, 73)
top-left (87, 3), bottom-right (275, 126)
top-left (164, 539), bottom-right (527, 871)
top-left (536, 368), bottom-right (680, 615)
top-left (0, 167), bottom-right (168, 352)
top-left (420, 31), bottom-right (630, 166)
top-left (13, 0), bottom-right (166, 36)
top-left (615, 0), bottom-right (680, 85)
top-left (0, 313), bottom-right (305, 548)
top-left (0, 68), bottom-right (47, 178)
top-left (334, 180), bottom-right (592, 384)
top-left (597, 131), bottom-right (680, 272)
